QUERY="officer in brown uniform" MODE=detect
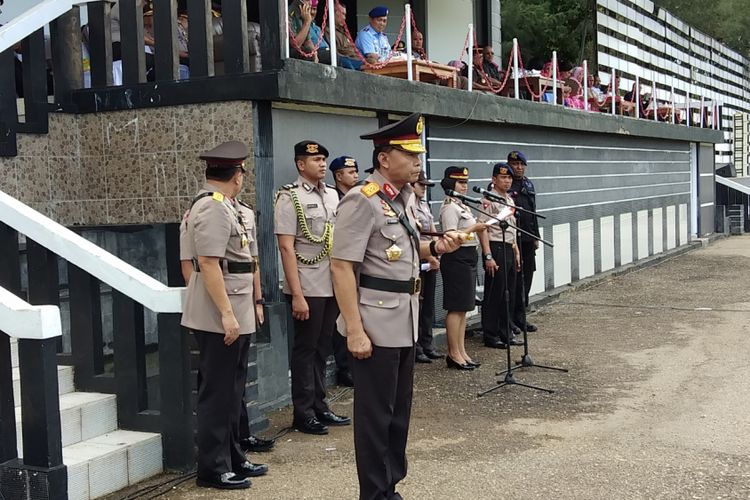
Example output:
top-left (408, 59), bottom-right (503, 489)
top-left (180, 141), bottom-right (267, 490)
top-left (331, 114), bottom-right (464, 500)
top-left (478, 162), bottom-right (522, 349)
top-left (179, 195), bottom-right (275, 455)
top-left (274, 141), bottom-right (351, 435)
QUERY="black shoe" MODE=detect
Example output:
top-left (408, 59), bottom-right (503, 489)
top-left (316, 410), bottom-right (351, 426)
top-left (241, 435), bottom-right (275, 453)
top-left (446, 356), bottom-right (474, 370)
top-left (233, 461), bottom-right (268, 478)
top-left (424, 350), bottom-right (444, 360)
top-left (465, 359), bottom-right (481, 368)
top-left (415, 352), bottom-right (432, 363)
top-left (484, 338), bottom-right (508, 349)
top-left (526, 323), bottom-right (538, 332)
top-left (511, 324), bottom-right (522, 335)
top-left (293, 417), bottom-right (329, 435)
top-left (196, 472), bottom-right (251, 490)
top-left (508, 336), bottom-right (524, 346)
top-left (337, 371), bottom-right (354, 387)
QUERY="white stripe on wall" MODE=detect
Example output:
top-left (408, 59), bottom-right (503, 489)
top-left (429, 159), bottom-right (687, 165)
top-left (620, 213), bottom-right (634, 265)
top-left (538, 181), bottom-right (690, 197)
top-left (679, 204), bottom-right (689, 245)
top-left (600, 216), bottom-right (615, 271)
top-left (653, 207), bottom-right (664, 254)
top-left (530, 227), bottom-right (545, 296)
top-left (537, 191), bottom-right (691, 213)
top-left (666, 205), bottom-right (676, 250)
top-left (637, 210), bottom-right (649, 259)
top-left (553, 224), bottom-right (572, 287)
top-left (700, 202), bottom-right (714, 207)
top-left (578, 220), bottom-right (595, 279)
top-left (427, 137), bottom-right (690, 155)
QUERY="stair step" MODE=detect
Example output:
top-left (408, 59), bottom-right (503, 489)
top-left (63, 430), bottom-right (163, 500)
top-left (12, 364), bottom-right (75, 407)
top-left (16, 392), bottom-right (117, 451)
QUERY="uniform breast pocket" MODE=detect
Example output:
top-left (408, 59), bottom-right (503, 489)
top-left (304, 210), bottom-right (326, 234)
top-left (224, 274), bottom-right (252, 295)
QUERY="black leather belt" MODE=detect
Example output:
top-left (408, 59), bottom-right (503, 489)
top-left (192, 259), bottom-right (257, 274)
top-left (360, 274), bottom-right (421, 295)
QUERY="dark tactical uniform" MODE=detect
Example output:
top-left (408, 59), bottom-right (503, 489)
top-left (507, 151), bottom-right (540, 330)
top-left (274, 141), bottom-right (349, 434)
top-left (180, 141), bottom-right (266, 490)
top-left (413, 172), bottom-right (440, 360)
top-left (333, 113), bottom-right (426, 500)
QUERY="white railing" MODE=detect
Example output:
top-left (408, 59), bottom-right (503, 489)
top-left (0, 190), bottom-right (183, 313)
top-left (0, 286), bottom-right (62, 340)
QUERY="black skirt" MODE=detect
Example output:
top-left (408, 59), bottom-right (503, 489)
top-left (440, 246), bottom-right (478, 312)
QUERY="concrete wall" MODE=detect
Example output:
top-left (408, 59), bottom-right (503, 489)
top-left (425, 0), bottom-right (474, 65)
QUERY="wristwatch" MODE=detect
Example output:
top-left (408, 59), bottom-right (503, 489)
top-left (484, 253), bottom-right (493, 261)
top-left (255, 298), bottom-right (265, 305)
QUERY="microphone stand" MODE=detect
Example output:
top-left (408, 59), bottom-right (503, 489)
top-left (475, 190), bottom-right (569, 381)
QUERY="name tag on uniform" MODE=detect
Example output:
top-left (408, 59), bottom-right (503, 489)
top-left (386, 219), bottom-right (399, 225)
top-left (306, 203), bottom-right (318, 209)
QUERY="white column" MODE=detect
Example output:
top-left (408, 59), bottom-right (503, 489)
top-left (467, 24), bottom-right (474, 92)
top-left (284, 0), bottom-right (290, 59)
top-left (405, 4), bottom-right (413, 81)
top-left (513, 37), bottom-right (519, 99)
top-left (670, 82), bottom-right (675, 124)
top-left (700, 95), bottom-right (704, 128)
top-left (552, 51), bottom-right (558, 105)
top-left (611, 68), bottom-right (616, 115)
top-left (653, 78), bottom-right (658, 122)
top-left (635, 75), bottom-right (640, 118)
top-left (327, 0), bottom-right (337, 67)
top-left (686, 86), bottom-right (690, 127)
top-left (583, 60), bottom-right (588, 111)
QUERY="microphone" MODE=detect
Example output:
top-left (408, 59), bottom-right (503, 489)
top-left (445, 189), bottom-right (481, 204)
top-left (472, 186), bottom-right (505, 203)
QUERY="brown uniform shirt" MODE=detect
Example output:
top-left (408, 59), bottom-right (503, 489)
top-left (274, 176), bottom-right (339, 297)
top-left (333, 25), bottom-right (358, 59)
top-left (332, 170), bottom-right (420, 348)
top-left (414, 197), bottom-right (435, 242)
top-left (478, 192), bottom-right (517, 244)
top-left (180, 183), bottom-right (257, 335)
top-left (439, 197), bottom-right (480, 248)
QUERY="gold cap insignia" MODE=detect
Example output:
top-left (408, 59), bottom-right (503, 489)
top-left (306, 144), bottom-right (319, 154)
top-left (344, 158), bottom-right (356, 167)
top-left (416, 118), bottom-right (424, 135)
top-left (499, 167), bottom-right (508, 175)
top-left (462, 168), bottom-right (468, 176)
top-left (509, 152), bottom-right (518, 159)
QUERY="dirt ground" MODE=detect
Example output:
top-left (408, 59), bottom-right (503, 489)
top-left (113, 236), bottom-right (750, 500)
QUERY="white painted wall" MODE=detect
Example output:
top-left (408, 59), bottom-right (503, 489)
top-left (426, 0), bottom-right (473, 65)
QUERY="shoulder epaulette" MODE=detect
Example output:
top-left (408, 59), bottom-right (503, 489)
top-left (191, 191), bottom-right (224, 209)
top-left (325, 183), bottom-right (336, 190)
top-left (361, 182), bottom-right (380, 198)
top-left (281, 183), bottom-right (298, 191)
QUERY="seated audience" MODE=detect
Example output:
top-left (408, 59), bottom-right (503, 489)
top-left (355, 6), bottom-right (391, 65)
top-left (481, 45), bottom-right (502, 81)
top-left (289, 0), bottom-right (331, 64)
top-left (462, 47), bottom-right (499, 93)
top-left (327, 1), bottom-right (362, 69)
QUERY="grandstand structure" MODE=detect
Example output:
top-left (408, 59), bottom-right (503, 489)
top-left (594, 0), bottom-right (750, 170)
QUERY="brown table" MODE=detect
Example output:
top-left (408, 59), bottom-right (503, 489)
top-left (364, 59), bottom-right (458, 89)
top-left (500, 75), bottom-right (564, 101)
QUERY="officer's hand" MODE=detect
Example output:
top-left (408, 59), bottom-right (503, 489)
top-left (347, 330), bottom-right (373, 359)
top-left (436, 231), bottom-right (465, 254)
top-left (255, 304), bottom-right (265, 326)
top-left (484, 258), bottom-right (499, 277)
top-left (291, 294), bottom-right (310, 321)
top-left (222, 313), bottom-right (240, 346)
top-left (515, 253), bottom-right (521, 272)
top-left (428, 256), bottom-right (440, 271)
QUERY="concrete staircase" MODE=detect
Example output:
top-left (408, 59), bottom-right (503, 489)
top-left (10, 338), bottom-right (164, 499)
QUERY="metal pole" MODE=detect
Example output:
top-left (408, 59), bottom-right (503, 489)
top-left (583, 60), bottom-right (588, 111)
top-left (686, 87), bottom-right (690, 128)
top-left (611, 68), bottom-right (616, 115)
top-left (635, 75), bottom-right (640, 119)
top-left (327, 0), bottom-right (337, 67)
top-left (700, 95), bottom-right (704, 128)
top-left (552, 51), bottom-right (558, 105)
top-left (670, 83), bottom-right (675, 124)
top-left (513, 37), bottom-right (519, 99)
top-left (284, 0), bottom-right (290, 59)
top-left (468, 24), bottom-right (474, 92)
top-left (653, 78), bottom-right (658, 123)
top-left (405, 4), bottom-right (413, 81)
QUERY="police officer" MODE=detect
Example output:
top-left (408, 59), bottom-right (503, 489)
top-left (327, 155), bottom-right (361, 387)
top-left (478, 162), bottom-right (523, 349)
top-left (507, 150), bottom-right (540, 333)
top-left (179, 196), bottom-right (275, 455)
top-left (331, 113), bottom-right (463, 500)
top-left (274, 141), bottom-right (351, 435)
top-left (355, 6), bottom-right (391, 64)
top-left (180, 141), bottom-right (268, 490)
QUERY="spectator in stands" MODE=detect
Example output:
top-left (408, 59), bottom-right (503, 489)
top-left (327, 1), bottom-right (362, 70)
top-left (289, 0), bottom-right (331, 64)
top-left (412, 30), bottom-right (426, 60)
top-left (462, 47), bottom-right (498, 93)
top-left (481, 45), bottom-right (501, 81)
top-left (355, 6), bottom-right (391, 65)
top-left (564, 66), bottom-right (585, 109)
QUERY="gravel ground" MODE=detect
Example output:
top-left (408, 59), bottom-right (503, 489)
top-left (110, 236), bottom-right (750, 500)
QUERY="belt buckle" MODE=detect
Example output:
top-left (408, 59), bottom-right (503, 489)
top-left (412, 277), bottom-right (422, 295)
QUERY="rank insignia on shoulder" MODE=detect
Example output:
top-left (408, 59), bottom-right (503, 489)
top-left (361, 182), bottom-right (380, 198)
top-left (238, 200), bottom-right (253, 209)
top-left (212, 192), bottom-right (225, 202)
top-left (281, 183), bottom-right (298, 191)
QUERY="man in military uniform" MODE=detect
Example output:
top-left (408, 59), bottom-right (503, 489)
top-left (181, 141), bottom-right (268, 490)
top-left (327, 155), bottom-right (361, 387)
top-left (274, 141), bottom-right (351, 435)
top-left (507, 150), bottom-right (541, 333)
top-left (331, 114), bottom-right (464, 500)
top-left (355, 6), bottom-right (391, 64)
top-left (478, 162), bottom-right (522, 349)
top-left (179, 193), bottom-right (275, 456)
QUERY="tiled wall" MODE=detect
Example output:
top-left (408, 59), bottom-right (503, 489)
top-left (0, 101), bottom-right (255, 226)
